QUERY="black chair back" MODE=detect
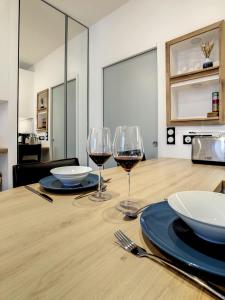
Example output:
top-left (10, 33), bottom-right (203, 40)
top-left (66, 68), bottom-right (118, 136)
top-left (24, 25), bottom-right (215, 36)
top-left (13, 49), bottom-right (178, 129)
top-left (13, 157), bottom-right (79, 188)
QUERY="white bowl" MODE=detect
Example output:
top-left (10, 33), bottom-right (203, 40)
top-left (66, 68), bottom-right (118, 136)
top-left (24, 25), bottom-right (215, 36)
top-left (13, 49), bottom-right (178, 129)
top-left (168, 191), bottom-right (225, 243)
top-left (50, 166), bottom-right (92, 186)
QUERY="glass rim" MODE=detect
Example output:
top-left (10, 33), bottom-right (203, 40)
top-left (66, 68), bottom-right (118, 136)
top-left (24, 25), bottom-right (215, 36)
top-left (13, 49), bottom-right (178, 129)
top-left (115, 125), bottom-right (140, 130)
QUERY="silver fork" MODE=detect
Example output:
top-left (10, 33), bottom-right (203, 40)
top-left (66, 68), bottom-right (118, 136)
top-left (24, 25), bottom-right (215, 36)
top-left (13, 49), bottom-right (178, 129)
top-left (114, 230), bottom-right (225, 300)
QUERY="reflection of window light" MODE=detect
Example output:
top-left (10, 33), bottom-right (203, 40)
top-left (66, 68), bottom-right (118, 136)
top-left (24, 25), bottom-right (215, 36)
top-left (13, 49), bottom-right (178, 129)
top-left (19, 118), bottom-right (34, 133)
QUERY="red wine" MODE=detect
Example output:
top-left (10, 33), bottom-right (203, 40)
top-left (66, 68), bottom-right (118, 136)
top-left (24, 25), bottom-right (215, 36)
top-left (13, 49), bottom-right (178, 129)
top-left (89, 153), bottom-right (112, 166)
top-left (114, 156), bottom-right (141, 172)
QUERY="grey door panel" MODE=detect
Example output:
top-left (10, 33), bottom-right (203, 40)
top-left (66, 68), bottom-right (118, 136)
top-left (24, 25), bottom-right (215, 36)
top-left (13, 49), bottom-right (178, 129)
top-left (103, 49), bottom-right (158, 168)
top-left (52, 79), bottom-right (76, 160)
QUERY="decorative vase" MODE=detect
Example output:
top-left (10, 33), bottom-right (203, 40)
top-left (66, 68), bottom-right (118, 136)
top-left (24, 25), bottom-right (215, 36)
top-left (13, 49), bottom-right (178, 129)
top-left (203, 57), bottom-right (213, 69)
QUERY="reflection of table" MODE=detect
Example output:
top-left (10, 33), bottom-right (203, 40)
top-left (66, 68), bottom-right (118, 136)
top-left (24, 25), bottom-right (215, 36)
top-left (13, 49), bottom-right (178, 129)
top-left (0, 158), bottom-right (225, 299)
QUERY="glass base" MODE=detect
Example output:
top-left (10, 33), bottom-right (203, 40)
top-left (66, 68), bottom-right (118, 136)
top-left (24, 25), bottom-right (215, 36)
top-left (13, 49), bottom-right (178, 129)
top-left (88, 191), bottom-right (112, 202)
top-left (116, 200), bottom-right (141, 214)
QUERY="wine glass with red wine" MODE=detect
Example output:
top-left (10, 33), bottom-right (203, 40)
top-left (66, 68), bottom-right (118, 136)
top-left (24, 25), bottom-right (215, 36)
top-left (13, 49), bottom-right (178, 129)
top-left (113, 126), bottom-right (144, 213)
top-left (87, 128), bottom-right (112, 201)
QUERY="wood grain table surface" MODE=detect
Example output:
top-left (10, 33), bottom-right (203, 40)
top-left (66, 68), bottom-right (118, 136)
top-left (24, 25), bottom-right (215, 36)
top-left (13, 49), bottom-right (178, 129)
top-left (0, 158), bottom-right (225, 300)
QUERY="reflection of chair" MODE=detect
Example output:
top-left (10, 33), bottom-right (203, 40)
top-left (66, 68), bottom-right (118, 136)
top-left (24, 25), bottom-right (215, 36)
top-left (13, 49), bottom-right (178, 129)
top-left (18, 144), bottom-right (42, 164)
top-left (13, 157), bottom-right (80, 188)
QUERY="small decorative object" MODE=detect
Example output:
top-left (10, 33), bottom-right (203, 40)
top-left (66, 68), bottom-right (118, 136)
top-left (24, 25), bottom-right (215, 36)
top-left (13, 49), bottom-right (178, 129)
top-left (201, 40), bottom-right (214, 69)
top-left (212, 91), bottom-right (219, 112)
top-left (40, 98), bottom-right (44, 109)
top-left (167, 127), bottom-right (175, 145)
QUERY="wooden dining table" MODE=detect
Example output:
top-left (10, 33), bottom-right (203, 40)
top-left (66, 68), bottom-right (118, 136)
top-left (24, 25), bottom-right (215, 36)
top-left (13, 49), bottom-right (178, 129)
top-left (1, 158), bottom-right (225, 300)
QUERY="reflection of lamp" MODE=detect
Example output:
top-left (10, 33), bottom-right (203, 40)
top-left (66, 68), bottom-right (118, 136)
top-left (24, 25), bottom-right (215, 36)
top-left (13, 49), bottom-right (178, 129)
top-left (19, 118), bottom-right (34, 133)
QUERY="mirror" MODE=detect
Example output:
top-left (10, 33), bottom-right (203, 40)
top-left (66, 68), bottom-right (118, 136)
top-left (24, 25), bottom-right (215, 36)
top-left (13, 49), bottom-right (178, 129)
top-left (18, 0), bottom-right (88, 165)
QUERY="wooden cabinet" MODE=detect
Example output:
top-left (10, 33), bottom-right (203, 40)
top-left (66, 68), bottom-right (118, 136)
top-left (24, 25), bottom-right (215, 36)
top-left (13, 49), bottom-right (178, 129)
top-left (166, 20), bottom-right (225, 126)
top-left (36, 89), bottom-right (48, 132)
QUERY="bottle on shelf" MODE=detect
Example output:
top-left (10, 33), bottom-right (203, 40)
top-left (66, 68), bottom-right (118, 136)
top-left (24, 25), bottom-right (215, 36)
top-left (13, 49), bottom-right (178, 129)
top-left (207, 92), bottom-right (219, 118)
top-left (212, 92), bottom-right (219, 112)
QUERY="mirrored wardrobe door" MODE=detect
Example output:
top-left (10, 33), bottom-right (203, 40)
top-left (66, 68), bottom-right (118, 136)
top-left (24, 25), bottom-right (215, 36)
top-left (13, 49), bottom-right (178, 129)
top-left (18, 0), bottom-right (88, 165)
top-left (18, 0), bottom-right (65, 163)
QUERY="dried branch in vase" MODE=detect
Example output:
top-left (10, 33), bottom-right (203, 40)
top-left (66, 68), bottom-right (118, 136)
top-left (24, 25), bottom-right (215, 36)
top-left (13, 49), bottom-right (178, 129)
top-left (201, 40), bottom-right (214, 58)
top-left (201, 40), bottom-right (214, 69)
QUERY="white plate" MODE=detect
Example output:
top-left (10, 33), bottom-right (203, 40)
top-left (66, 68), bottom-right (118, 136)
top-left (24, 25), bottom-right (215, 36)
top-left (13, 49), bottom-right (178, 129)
top-left (50, 166), bottom-right (92, 186)
top-left (168, 191), bottom-right (225, 243)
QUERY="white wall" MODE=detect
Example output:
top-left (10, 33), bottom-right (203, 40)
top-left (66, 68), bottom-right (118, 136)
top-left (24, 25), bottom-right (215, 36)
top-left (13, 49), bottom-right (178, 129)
top-left (89, 0), bottom-right (225, 159)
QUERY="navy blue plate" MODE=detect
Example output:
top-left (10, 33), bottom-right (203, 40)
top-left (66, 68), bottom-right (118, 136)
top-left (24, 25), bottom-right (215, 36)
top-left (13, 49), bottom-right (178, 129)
top-left (140, 201), bottom-right (225, 278)
top-left (39, 174), bottom-right (99, 193)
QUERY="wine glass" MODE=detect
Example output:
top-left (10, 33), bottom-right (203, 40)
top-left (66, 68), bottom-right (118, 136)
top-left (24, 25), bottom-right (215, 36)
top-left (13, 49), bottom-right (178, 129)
top-left (113, 126), bottom-right (144, 213)
top-left (87, 128), bottom-right (112, 201)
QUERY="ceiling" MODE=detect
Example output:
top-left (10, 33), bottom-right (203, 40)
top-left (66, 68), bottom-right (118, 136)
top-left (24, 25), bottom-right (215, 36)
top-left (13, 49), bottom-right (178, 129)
top-left (45, 0), bottom-right (130, 26)
top-left (20, 0), bottom-right (129, 69)
top-left (20, 0), bottom-right (86, 68)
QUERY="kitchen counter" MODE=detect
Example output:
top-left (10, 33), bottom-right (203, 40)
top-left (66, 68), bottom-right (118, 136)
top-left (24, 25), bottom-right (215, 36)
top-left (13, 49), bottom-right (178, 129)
top-left (0, 158), bottom-right (225, 300)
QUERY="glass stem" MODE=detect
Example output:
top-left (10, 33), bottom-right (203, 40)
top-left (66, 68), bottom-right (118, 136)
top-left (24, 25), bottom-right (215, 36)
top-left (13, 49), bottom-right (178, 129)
top-left (128, 171), bottom-right (131, 200)
top-left (98, 166), bottom-right (102, 194)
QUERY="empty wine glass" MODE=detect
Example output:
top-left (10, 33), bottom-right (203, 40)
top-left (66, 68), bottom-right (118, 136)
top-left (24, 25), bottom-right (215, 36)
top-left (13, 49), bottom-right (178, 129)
top-left (87, 127), bottom-right (112, 201)
top-left (113, 126), bottom-right (144, 213)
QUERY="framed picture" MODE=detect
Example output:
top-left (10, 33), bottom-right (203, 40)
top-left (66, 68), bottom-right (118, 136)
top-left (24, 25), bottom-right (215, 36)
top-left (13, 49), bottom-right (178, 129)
top-left (37, 89), bottom-right (48, 131)
top-left (37, 89), bottom-right (48, 111)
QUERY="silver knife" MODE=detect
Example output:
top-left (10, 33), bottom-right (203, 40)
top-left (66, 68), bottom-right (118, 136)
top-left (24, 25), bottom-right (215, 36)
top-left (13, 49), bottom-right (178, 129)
top-left (25, 185), bottom-right (53, 203)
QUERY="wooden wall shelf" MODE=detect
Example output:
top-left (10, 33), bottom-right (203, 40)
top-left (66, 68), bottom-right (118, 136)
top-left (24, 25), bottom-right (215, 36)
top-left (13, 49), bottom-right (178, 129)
top-left (170, 66), bottom-right (219, 83)
top-left (166, 20), bottom-right (225, 126)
